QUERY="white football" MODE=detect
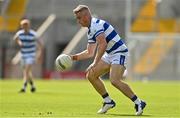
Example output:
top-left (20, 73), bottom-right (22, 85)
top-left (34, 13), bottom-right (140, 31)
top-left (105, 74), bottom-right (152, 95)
top-left (55, 54), bottom-right (73, 71)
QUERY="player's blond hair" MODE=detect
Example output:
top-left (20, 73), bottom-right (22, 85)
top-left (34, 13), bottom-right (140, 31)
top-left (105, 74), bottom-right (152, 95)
top-left (73, 5), bottom-right (90, 14)
top-left (20, 19), bottom-right (30, 25)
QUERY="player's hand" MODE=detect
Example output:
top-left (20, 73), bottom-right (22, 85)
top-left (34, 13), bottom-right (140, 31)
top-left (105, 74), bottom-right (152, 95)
top-left (70, 55), bottom-right (78, 61)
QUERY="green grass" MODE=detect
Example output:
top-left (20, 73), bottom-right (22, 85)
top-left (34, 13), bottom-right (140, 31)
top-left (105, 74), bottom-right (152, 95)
top-left (0, 79), bottom-right (180, 118)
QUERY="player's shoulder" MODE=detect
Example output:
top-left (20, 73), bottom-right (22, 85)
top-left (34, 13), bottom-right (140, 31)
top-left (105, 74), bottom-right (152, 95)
top-left (89, 17), bottom-right (105, 34)
top-left (91, 17), bottom-right (105, 28)
top-left (29, 29), bottom-right (37, 36)
top-left (16, 29), bottom-right (24, 35)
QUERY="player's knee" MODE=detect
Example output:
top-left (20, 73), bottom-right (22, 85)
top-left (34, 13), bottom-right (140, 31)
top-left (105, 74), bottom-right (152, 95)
top-left (86, 69), bottom-right (96, 82)
top-left (86, 71), bottom-right (93, 81)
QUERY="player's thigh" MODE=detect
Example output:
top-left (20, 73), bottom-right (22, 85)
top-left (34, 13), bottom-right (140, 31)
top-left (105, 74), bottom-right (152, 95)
top-left (23, 64), bottom-right (31, 73)
top-left (109, 53), bottom-right (128, 81)
top-left (87, 60), bottom-right (110, 78)
top-left (110, 64), bottom-right (126, 81)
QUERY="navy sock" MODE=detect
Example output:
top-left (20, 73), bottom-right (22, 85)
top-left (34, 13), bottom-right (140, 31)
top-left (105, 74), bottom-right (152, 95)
top-left (131, 95), bottom-right (138, 102)
top-left (131, 95), bottom-right (141, 104)
top-left (102, 93), bottom-right (112, 103)
top-left (102, 93), bottom-right (109, 98)
top-left (29, 80), bottom-right (35, 88)
top-left (23, 81), bottom-right (27, 90)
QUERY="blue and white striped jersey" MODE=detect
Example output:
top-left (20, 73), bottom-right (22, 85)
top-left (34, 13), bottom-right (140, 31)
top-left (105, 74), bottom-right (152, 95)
top-left (15, 29), bottom-right (37, 59)
top-left (87, 17), bottom-right (128, 54)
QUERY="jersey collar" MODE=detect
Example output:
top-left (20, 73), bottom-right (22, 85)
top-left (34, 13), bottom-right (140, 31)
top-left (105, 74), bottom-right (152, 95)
top-left (88, 17), bottom-right (96, 34)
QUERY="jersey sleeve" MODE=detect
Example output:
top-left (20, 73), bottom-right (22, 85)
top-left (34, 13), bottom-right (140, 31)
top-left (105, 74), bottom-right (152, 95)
top-left (13, 30), bottom-right (22, 40)
top-left (92, 23), bottom-right (104, 38)
top-left (88, 22), bottom-right (104, 44)
top-left (31, 30), bottom-right (38, 40)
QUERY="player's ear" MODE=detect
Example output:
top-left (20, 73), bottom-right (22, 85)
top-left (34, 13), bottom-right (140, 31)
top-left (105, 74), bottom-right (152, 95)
top-left (85, 15), bottom-right (90, 22)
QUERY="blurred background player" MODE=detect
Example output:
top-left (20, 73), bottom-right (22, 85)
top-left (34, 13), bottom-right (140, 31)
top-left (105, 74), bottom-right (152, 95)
top-left (71, 5), bottom-right (146, 115)
top-left (13, 19), bottom-right (43, 93)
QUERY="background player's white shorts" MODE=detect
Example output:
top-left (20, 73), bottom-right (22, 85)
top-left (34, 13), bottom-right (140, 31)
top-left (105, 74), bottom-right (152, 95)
top-left (101, 52), bottom-right (128, 68)
top-left (21, 57), bottom-right (35, 65)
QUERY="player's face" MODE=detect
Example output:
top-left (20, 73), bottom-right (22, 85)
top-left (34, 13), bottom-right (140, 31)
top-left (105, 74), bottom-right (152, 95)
top-left (21, 23), bottom-right (30, 32)
top-left (75, 12), bottom-right (89, 27)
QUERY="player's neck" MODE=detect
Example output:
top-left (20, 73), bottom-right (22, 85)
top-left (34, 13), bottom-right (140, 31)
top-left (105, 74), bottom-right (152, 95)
top-left (88, 16), bottom-right (92, 28)
top-left (24, 29), bottom-right (30, 33)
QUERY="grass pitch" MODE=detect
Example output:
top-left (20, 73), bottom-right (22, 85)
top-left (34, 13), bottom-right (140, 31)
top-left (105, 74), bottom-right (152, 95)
top-left (0, 79), bottom-right (180, 118)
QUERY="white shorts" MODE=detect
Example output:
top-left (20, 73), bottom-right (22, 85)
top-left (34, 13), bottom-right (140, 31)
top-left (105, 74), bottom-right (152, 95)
top-left (21, 57), bottom-right (35, 65)
top-left (102, 52), bottom-right (128, 68)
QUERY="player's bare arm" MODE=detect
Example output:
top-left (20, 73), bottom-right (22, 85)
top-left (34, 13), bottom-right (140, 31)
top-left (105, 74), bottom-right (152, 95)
top-left (13, 36), bottom-right (22, 47)
top-left (86, 33), bottom-right (107, 72)
top-left (93, 33), bottom-right (107, 65)
top-left (71, 43), bottom-right (97, 61)
top-left (37, 40), bottom-right (43, 52)
top-left (36, 40), bottom-right (43, 63)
